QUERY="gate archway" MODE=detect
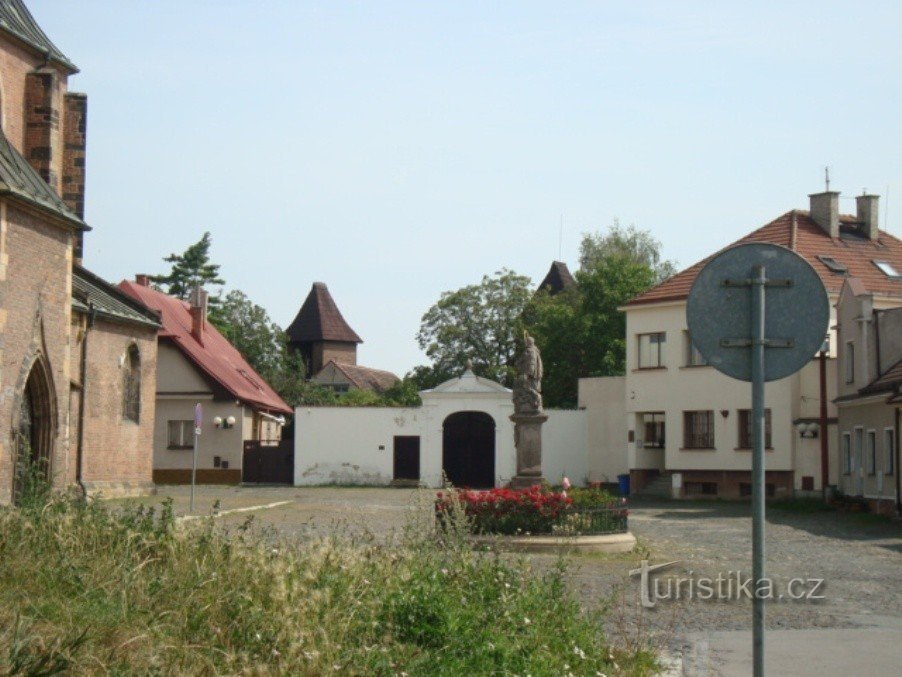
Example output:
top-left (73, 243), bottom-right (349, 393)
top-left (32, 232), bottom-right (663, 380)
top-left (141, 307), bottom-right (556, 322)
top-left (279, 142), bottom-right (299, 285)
top-left (442, 411), bottom-right (495, 488)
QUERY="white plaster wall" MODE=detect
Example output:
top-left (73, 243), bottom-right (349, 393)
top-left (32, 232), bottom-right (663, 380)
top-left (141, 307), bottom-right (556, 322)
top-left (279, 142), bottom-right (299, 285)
top-left (543, 410), bottom-right (589, 486)
top-left (578, 376), bottom-right (628, 483)
top-left (154, 398), bottom-right (244, 470)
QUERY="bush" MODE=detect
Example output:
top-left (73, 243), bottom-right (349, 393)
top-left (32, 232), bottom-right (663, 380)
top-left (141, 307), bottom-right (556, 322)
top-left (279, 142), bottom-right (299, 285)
top-left (436, 486), bottom-right (628, 536)
top-left (0, 483), bottom-right (654, 674)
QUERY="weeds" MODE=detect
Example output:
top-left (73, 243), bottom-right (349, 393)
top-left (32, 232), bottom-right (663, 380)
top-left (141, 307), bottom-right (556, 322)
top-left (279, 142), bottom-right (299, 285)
top-left (0, 477), bottom-right (657, 674)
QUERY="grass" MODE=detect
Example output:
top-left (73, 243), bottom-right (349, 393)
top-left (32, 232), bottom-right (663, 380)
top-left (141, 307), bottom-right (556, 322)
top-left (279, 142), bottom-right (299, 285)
top-left (0, 479), bottom-right (658, 674)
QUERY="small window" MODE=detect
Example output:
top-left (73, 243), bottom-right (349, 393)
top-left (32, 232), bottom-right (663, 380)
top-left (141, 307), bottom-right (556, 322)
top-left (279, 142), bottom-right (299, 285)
top-left (686, 481), bottom-right (718, 496)
top-left (885, 429), bottom-right (896, 475)
top-left (638, 332), bottom-right (666, 368)
top-left (683, 410), bottom-right (715, 449)
top-left (842, 433), bottom-right (851, 474)
top-left (817, 255), bottom-right (847, 274)
top-left (639, 412), bottom-right (665, 449)
top-left (866, 430), bottom-right (877, 475)
top-left (167, 420), bottom-right (194, 449)
top-left (873, 260), bottom-right (901, 278)
top-left (684, 331), bottom-right (708, 366)
top-left (739, 483), bottom-right (776, 497)
top-left (737, 409), bottom-right (772, 449)
top-left (845, 341), bottom-right (855, 383)
top-left (122, 345), bottom-right (141, 423)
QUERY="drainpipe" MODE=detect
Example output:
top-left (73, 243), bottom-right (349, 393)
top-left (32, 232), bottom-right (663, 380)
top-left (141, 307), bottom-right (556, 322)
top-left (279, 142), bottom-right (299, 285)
top-left (75, 304), bottom-right (95, 496)
top-left (896, 405), bottom-right (900, 516)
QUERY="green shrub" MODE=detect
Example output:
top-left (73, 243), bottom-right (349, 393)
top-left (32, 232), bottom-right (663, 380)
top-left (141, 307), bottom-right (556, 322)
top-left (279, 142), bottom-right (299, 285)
top-left (0, 484), bottom-right (656, 674)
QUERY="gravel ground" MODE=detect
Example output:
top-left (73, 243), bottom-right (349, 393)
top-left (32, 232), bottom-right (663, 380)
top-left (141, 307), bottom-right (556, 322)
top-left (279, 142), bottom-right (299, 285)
top-left (117, 486), bottom-right (902, 657)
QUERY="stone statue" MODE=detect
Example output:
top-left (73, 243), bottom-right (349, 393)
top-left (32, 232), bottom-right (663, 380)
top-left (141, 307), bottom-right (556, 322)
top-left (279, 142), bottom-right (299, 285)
top-left (513, 331), bottom-right (543, 414)
top-left (509, 331), bottom-right (547, 487)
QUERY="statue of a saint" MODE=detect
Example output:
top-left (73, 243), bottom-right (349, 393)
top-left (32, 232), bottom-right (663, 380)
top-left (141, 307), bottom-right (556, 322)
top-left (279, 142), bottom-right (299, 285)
top-left (513, 331), bottom-right (543, 414)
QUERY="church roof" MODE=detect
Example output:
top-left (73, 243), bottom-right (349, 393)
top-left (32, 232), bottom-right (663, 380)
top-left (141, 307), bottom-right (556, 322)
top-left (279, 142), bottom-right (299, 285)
top-left (286, 282), bottom-right (362, 344)
top-left (0, 128), bottom-right (87, 229)
top-left (538, 261), bottom-right (576, 295)
top-left (0, 0), bottom-right (77, 72)
top-left (424, 364), bottom-right (510, 395)
top-left (72, 266), bottom-right (161, 329)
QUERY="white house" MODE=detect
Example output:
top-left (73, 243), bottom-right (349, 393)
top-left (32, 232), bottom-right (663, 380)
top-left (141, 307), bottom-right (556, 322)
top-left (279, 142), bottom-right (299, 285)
top-left (581, 189), bottom-right (902, 499)
top-left (294, 365), bottom-right (588, 487)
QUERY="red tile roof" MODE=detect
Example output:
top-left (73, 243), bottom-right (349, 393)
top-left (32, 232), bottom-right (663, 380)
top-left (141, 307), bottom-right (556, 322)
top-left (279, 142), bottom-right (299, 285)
top-left (286, 282), bottom-right (362, 344)
top-left (118, 281), bottom-right (291, 415)
top-left (625, 211), bottom-right (902, 307)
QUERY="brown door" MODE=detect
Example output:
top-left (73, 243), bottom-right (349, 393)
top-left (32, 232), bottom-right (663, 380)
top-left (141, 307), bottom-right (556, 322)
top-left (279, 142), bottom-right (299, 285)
top-left (393, 436), bottom-right (420, 481)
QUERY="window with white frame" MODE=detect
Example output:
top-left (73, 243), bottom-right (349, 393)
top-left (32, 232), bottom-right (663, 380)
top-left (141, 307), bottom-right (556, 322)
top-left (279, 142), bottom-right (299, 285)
top-left (885, 428), bottom-right (896, 475)
top-left (638, 332), bottom-right (666, 368)
top-left (842, 433), bottom-right (851, 474)
top-left (844, 341), bottom-right (855, 383)
top-left (684, 331), bottom-right (707, 366)
top-left (167, 420), bottom-right (194, 449)
top-left (866, 430), bottom-right (877, 475)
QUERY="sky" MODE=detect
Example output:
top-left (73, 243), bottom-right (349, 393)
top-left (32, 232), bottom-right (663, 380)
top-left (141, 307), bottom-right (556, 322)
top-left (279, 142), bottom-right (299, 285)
top-left (34, 1), bottom-right (902, 376)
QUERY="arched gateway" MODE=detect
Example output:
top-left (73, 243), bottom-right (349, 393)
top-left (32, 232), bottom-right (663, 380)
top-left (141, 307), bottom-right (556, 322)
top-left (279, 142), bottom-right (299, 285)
top-left (442, 411), bottom-right (495, 488)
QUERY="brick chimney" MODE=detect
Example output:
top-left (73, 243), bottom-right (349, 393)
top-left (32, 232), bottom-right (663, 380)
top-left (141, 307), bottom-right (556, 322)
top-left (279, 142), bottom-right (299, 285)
top-left (856, 193), bottom-right (880, 241)
top-left (809, 191), bottom-right (840, 238)
top-left (189, 286), bottom-right (208, 344)
top-left (135, 274), bottom-right (150, 287)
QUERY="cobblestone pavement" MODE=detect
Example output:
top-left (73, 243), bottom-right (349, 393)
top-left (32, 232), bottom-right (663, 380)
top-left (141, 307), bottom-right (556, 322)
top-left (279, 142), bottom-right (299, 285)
top-left (119, 486), bottom-right (902, 671)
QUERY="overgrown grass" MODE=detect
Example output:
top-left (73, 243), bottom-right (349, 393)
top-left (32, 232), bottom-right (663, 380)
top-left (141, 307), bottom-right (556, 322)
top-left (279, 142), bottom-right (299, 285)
top-left (0, 482), bottom-right (657, 674)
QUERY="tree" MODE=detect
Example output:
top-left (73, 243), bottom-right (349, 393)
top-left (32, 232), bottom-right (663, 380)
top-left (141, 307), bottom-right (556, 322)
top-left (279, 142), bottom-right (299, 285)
top-left (212, 290), bottom-right (285, 383)
top-left (523, 226), bottom-right (665, 407)
top-left (416, 269), bottom-right (533, 386)
top-left (579, 220), bottom-right (676, 282)
top-left (151, 232), bottom-right (225, 300)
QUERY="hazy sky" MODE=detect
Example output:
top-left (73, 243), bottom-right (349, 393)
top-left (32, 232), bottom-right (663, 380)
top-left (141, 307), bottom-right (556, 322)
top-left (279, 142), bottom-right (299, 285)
top-left (36, 1), bottom-right (902, 375)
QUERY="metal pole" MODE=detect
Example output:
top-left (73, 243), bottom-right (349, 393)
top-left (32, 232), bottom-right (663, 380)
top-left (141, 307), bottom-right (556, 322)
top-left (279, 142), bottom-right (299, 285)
top-left (751, 264), bottom-right (766, 676)
top-left (819, 350), bottom-right (829, 500)
top-left (190, 414), bottom-right (199, 514)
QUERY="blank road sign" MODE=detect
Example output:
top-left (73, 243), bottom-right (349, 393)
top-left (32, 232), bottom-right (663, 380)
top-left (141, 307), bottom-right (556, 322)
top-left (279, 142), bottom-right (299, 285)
top-left (686, 243), bottom-right (829, 382)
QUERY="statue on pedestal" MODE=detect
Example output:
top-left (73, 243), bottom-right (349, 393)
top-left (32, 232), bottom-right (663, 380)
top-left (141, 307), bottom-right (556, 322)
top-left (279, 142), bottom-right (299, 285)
top-left (509, 331), bottom-right (547, 488)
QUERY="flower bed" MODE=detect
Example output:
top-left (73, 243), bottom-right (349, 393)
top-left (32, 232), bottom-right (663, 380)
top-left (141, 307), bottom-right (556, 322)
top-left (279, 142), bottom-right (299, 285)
top-left (435, 485), bottom-right (628, 536)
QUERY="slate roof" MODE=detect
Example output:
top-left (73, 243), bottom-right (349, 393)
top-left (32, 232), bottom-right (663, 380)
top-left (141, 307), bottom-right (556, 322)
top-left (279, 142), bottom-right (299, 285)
top-left (859, 358), bottom-right (902, 396)
top-left (0, 0), bottom-right (77, 72)
top-left (625, 210), bottom-right (902, 307)
top-left (0, 128), bottom-right (87, 229)
top-left (72, 266), bottom-right (160, 329)
top-left (119, 280), bottom-right (292, 415)
top-left (538, 261), bottom-right (576, 295)
top-left (286, 282), bottom-right (362, 344)
top-left (317, 361), bottom-right (400, 393)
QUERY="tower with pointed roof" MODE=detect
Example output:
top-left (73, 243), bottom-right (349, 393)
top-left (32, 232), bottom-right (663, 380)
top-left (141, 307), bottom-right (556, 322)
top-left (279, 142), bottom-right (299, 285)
top-left (287, 282), bottom-right (363, 377)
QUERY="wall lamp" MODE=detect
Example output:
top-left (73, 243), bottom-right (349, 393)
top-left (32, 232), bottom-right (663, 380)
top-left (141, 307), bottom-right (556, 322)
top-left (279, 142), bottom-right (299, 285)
top-left (213, 415), bottom-right (237, 429)
top-left (795, 422), bottom-right (819, 438)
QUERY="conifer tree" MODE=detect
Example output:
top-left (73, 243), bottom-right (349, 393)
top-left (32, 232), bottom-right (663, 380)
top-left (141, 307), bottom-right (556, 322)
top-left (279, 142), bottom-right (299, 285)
top-left (151, 232), bottom-right (225, 300)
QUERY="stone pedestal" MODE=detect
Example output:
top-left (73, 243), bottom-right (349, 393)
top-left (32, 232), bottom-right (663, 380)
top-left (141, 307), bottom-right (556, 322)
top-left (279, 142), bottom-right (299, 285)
top-left (509, 412), bottom-right (548, 488)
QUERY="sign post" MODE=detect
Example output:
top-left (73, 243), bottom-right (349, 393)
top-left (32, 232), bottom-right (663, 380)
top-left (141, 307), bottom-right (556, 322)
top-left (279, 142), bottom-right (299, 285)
top-left (190, 402), bottom-right (202, 513)
top-left (687, 243), bottom-right (829, 677)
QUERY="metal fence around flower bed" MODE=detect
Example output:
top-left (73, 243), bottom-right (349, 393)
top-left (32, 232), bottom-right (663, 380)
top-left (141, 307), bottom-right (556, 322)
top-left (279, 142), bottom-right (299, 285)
top-left (548, 506), bottom-right (628, 536)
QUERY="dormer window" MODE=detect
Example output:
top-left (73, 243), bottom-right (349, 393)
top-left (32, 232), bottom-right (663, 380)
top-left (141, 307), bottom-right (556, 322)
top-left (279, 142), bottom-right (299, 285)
top-left (873, 260), bottom-right (900, 278)
top-left (817, 255), bottom-right (847, 274)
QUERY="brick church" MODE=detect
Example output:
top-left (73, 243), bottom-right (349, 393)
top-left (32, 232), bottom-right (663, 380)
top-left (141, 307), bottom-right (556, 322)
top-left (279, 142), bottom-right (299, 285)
top-left (0, 1), bottom-right (160, 503)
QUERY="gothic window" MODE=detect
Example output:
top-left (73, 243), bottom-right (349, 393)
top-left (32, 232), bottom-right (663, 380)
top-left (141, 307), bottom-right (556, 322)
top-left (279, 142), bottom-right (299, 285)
top-left (123, 345), bottom-right (141, 423)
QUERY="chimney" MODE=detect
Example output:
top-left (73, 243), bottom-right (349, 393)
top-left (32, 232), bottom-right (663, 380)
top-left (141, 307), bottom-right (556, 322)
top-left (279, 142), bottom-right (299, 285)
top-left (189, 286), bottom-right (208, 344)
top-left (135, 274), bottom-right (150, 287)
top-left (809, 191), bottom-right (840, 238)
top-left (856, 193), bottom-right (880, 241)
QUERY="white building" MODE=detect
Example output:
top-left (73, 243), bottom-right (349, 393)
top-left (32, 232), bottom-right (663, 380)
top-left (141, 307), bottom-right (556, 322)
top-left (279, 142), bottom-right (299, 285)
top-left (294, 365), bottom-right (588, 487)
top-left (581, 190), bottom-right (902, 499)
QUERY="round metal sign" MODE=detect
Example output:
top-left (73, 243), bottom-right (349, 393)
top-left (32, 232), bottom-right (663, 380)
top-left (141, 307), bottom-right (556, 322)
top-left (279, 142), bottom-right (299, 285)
top-left (686, 242), bottom-right (829, 382)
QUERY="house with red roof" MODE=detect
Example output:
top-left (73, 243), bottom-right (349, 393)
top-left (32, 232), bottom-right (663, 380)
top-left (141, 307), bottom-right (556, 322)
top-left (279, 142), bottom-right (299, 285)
top-left (579, 188), bottom-right (902, 500)
top-left (834, 277), bottom-right (902, 515)
top-left (120, 278), bottom-right (291, 484)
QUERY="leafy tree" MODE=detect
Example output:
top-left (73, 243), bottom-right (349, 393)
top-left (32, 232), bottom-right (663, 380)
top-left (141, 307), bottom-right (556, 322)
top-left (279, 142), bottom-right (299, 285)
top-left (212, 290), bottom-right (286, 382)
top-left (416, 269), bottom-right (532, 386)
top-left (579, 220), bottom-right (676, 282)
top-left (405, 364), bottom-right (455, 392)
top-left (151, 232), bottom-right (225, 300)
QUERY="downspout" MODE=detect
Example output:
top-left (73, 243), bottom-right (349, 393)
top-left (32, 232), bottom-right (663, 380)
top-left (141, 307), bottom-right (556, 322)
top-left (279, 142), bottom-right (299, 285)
top-left (896, 405), bottom-right (900, 516)
top-left (75, 303), bottom-right (95, 496)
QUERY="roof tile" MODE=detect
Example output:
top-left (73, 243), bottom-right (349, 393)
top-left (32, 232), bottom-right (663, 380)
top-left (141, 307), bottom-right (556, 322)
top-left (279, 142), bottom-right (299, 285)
top-left (286, 282), bottom-right (362, 344)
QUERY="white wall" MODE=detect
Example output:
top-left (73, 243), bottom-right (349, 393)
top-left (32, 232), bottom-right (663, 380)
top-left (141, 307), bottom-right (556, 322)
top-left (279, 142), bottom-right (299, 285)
top-left (154, 398), bottom-right (245, 471)
top-left (543, 410), bottom-right (589, 485)
top-left (578, 376), bottom-right (628, 482)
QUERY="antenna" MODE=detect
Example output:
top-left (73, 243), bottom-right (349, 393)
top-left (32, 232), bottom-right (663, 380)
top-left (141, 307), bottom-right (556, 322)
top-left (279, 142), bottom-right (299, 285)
top-left (824, 166), bottom-right (830, 191)
top-left (558, 213), bottom-right (563, 261)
